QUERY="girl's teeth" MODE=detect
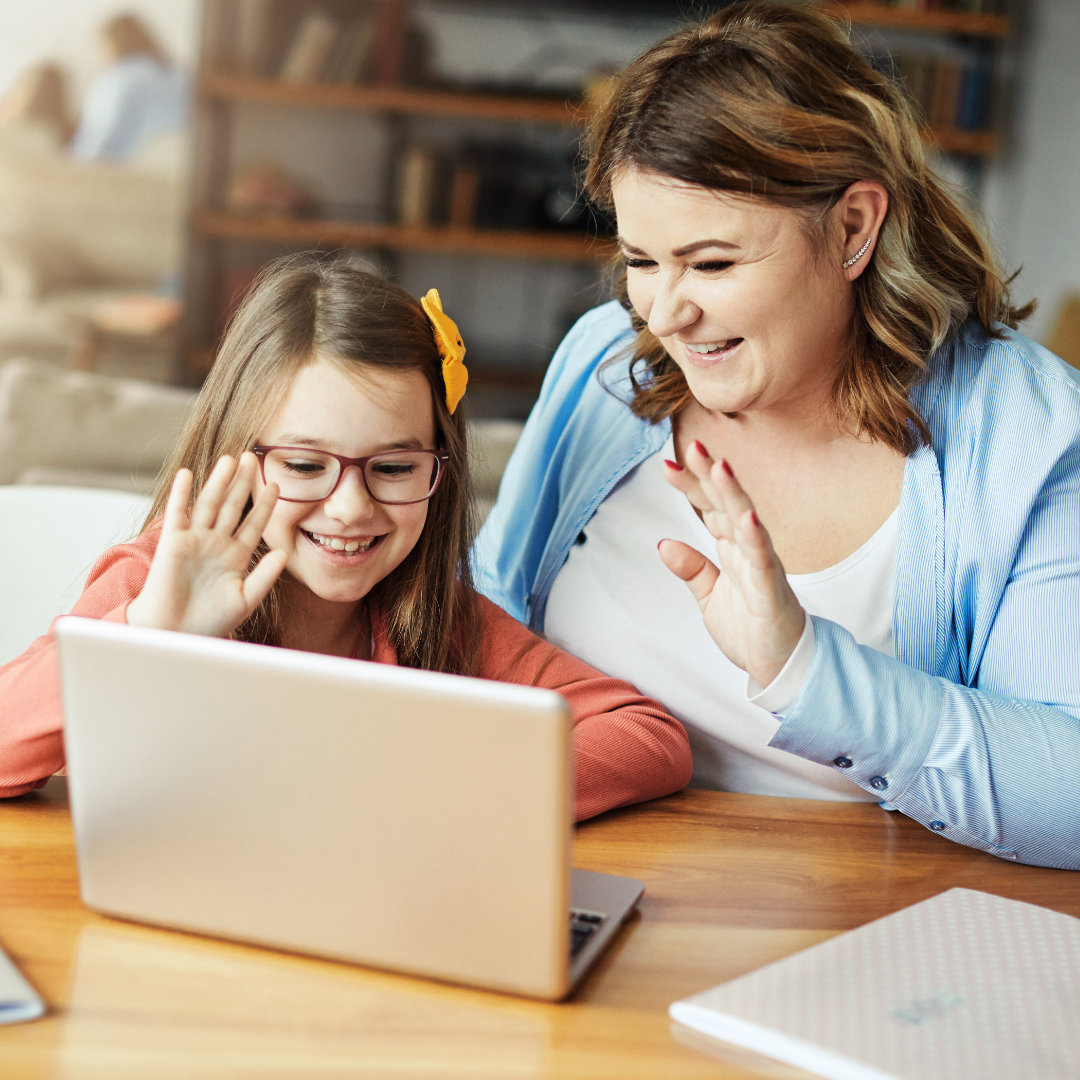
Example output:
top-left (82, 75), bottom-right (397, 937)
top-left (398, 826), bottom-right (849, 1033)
top-left (310, 532), bottom-right (372, 553)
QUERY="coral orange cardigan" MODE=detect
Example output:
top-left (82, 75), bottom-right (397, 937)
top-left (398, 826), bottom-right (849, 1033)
top-left (0, 530), bottom-right (692, 820)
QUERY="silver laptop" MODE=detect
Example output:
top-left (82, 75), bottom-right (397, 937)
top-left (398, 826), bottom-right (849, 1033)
top-left (56, 615), bottom-right (643, 1001)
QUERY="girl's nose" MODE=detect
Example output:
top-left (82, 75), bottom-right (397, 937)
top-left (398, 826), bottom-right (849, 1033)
top-left (322, 465), bottom-right (379, 522)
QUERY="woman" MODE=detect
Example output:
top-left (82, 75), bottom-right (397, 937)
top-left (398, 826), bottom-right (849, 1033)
top-left (475, 1), bottom-right (1080, 868)
top-left (70, 13), bottom-right (189, 162)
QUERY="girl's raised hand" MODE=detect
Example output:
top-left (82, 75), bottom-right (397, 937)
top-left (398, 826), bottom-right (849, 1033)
top-left (126, 452), bottom-right (289, 638)
top-left (659, 441), bottom-right (805, 688)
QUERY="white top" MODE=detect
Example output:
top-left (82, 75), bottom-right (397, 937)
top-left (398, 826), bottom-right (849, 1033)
top-left (545, 437), bottom-right (897, 800)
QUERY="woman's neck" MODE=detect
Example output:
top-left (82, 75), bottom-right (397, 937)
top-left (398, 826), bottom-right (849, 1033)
top-left (677, 391), bottom-right (846, 461)
top-left (674, 396), bottom-right (906, 574)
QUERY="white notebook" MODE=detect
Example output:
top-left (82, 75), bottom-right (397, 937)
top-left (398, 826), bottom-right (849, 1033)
top-left (0, 940), bottom-right (44, 1024)
top-left (670, 888), bottom-right (1080, 1080)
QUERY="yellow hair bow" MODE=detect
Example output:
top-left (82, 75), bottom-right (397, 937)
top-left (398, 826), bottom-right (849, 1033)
top-left (420, 288), bottom-right (468, 415)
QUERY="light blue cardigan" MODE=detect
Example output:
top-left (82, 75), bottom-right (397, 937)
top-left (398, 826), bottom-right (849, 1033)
top-left (475, 301), bottom-right (1080, 869)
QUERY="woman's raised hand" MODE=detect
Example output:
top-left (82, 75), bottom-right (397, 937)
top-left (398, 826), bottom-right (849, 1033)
top-left (659, 441), bottom-right (805, 688)
top-left (126, 452), bottom-right (289, 638)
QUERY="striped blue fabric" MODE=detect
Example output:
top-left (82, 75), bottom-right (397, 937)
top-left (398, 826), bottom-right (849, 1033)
top-left (473, 301), bottom-right (1080, 869)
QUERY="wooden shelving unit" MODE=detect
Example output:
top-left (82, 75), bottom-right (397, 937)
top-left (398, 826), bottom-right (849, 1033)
top-left (200, 74), bottom-right (587, 124)
top-left (199, 65), bottom-right (998, 155)
top-left (195, 210), bottom-right (613, 262)
top-left (181, 0), bottom-right (1013, 398)
top-left (180, 0), bottom-right (621, 391)
top-left (823, 2), bottom-right (1008, 38)
top-left (822, 2), bottom-right (1008, 162)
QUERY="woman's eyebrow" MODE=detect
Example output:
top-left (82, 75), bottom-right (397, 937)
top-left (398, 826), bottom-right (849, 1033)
top-left (672, 239), bottom-right (741, 257)
top-left (617, 238), bottom-right (742, 256)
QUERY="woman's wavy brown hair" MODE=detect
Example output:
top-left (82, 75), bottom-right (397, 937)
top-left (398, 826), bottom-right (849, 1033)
top-left (585, 0), bottom-right (1032, 453)
top-left (145, 253), bottom-right (482, 675)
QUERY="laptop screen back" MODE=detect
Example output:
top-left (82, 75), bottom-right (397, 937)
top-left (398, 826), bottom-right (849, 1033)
top-left (58, 616), bottom-right (575, 998)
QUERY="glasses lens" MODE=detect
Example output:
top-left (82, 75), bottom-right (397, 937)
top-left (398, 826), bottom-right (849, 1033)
top-left (364, 451), bottom-right (441, 504)
top-left (261, 448), bottom-right (339, 501)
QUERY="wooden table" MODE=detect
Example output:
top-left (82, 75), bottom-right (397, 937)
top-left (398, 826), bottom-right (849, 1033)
top-left (1, 779), bottom-right (1076, 1079)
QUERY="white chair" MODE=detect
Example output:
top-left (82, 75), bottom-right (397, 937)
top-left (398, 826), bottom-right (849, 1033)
top-left (0, 485), bottom-right (151, 666)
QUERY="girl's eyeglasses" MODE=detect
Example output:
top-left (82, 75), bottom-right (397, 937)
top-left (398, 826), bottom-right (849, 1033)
top-left (251, 446), bottom-right (449, 505)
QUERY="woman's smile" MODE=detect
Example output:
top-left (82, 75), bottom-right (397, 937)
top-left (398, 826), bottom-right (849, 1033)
top-left (681, 338), bottom-right (744, 365)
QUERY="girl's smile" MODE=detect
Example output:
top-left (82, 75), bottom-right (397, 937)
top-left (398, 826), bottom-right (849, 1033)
top-left (303, 530), bottom-right (378, 555)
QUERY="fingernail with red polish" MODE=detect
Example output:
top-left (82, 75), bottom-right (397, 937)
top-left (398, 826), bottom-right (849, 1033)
top-left (691, 439), bottom-right (708, 457)
top-left (663, 459), bottom-right (684, 471)
top-left (751, 510), bottom-right (761, 527)
top-left (720, 458), bottom-right (734, 478)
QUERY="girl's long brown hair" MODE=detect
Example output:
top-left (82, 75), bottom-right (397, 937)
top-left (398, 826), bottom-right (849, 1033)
top-left (585, 0), bottom-right (1032, 453)
top-left (146, 254), bottom-right (482, 675)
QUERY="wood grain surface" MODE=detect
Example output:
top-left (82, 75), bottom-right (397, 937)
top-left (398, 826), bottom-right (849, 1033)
top-left (1, 779), bottom-right (1075, 1079)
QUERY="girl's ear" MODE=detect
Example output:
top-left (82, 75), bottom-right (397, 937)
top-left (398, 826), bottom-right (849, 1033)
top-left (837, 180), bottom-right (888, 277)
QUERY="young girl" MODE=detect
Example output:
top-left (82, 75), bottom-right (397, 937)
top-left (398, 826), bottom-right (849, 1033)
top-left (0, 255), bottom-right (692, 816)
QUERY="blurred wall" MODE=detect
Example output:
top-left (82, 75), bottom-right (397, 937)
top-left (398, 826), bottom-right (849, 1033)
top-left (982, 0), bottom-right (1080, 345)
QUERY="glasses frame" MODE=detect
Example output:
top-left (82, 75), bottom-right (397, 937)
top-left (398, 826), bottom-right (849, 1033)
top-left (251, 445), bottom-right (450, 505)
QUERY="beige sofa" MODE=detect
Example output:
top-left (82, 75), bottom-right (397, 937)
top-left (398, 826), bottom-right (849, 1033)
top-left (0, 358), bottom-right (194, 493)
top-left (0, 128), bottom-right (186, 372)
top-left (0, 358), bottom-right (521, 512)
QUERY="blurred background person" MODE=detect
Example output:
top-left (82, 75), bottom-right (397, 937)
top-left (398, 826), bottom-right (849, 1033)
top-left (0, 61), bottom-right (76, 147)
top-left (70, 12), bottom-right (189, 162)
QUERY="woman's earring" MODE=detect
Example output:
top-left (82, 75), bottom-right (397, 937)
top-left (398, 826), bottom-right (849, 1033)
top-left (842, 236), bottom-right (873, 269)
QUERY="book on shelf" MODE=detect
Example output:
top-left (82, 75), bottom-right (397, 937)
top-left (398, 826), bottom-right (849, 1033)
top-left (232, 0), bottom-right (278, 78)
top-left (928, 58), bottom-right (963, 131)
top-left (278, 10), bottom-right (342, 84)
top-left (371, 0), bottom-right (408, 87)
top-left (324, 10), bottom-right (380, 86)
top-left (397, 143), bottom-right (440, 228)
top-left (447, 160), bottom-right (481, 229)
top-left (891, 53), bottom-right (933, 122)
top-left (955, 55), bottom-right (990, 132)
top-left (670, 888), bottom-right (1080, 1080)
top-left (887, 50), bottom-right (993, 135)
